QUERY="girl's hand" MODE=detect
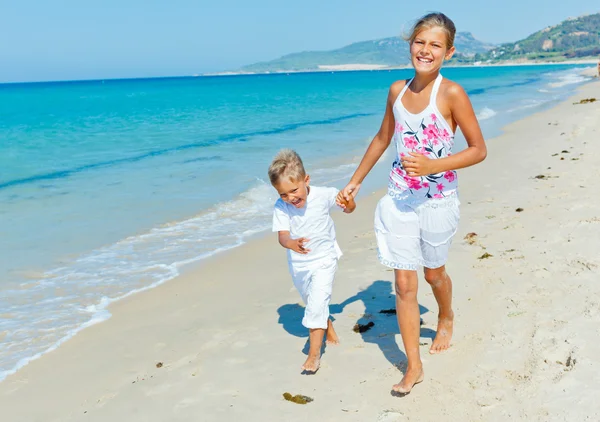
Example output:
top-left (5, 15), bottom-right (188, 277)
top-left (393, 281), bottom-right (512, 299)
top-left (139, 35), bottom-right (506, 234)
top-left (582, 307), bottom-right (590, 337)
top-left (336, 191), bottom-right (357, 213)
top-left (339, 182), bottom-right (361, 202)
top-left (401, 152), bottom-right (437, 177)
top-left (336, 192), bottom-right (349, 209)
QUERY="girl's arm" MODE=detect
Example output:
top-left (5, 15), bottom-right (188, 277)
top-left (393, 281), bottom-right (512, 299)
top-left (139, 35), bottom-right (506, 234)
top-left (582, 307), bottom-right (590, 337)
top-left (402, 83), bottom-right (487, 176)
top-left (340, 82), bottom-right (402, 200)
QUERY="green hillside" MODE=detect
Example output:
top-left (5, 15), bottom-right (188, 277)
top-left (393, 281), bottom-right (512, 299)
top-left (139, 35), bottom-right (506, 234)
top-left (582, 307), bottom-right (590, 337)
top-left (240, 32), bottom-right (494, 73)
top-left (234, 13), bottom-right (600, 73)
top-left (471, 13), bottom-right (600, 63)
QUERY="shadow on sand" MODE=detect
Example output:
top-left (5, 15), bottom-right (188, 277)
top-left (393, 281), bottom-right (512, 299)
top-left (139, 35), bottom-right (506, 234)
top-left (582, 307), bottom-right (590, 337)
top-left (277, 280), bottom-right (436, 368)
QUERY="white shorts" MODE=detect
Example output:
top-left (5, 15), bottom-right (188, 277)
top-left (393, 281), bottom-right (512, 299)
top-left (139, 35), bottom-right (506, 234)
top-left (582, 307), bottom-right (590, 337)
top-left (289, 258), bottom-right (338, 329)
top-left (374, 193), bottom-right (460, 271)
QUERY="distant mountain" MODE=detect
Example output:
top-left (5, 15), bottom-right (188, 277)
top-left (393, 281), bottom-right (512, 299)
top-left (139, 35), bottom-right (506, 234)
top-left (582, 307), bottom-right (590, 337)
top-left (239, 32), bottom-right (495, 73)
top-left (466, 13), bottom-right (600, 63)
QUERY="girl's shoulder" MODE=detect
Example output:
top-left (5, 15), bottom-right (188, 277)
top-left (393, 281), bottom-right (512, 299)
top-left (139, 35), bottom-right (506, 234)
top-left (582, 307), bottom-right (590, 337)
top-left (437, 77), bottom-right (471, 112)
top-left (438, 77), bottom-right (467, 99)
top-left (389, 78), bottom-right (409, 94)
top-left (387, 79), bottom-right (410, 104)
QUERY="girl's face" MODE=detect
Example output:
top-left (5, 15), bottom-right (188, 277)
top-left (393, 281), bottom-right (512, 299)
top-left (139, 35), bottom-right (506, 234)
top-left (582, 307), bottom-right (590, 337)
top-left (410, 26), bottom-right (455, 75)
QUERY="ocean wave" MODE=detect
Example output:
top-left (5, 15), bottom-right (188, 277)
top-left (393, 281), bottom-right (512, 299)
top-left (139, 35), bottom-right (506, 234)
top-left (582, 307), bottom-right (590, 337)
top-left (548, 72), bottom-right (589, 89)
top-left (0, 158), bottom-right (362, 382)
top-left (467, 77), bottom-right (540, 97)
top-left (0, 180), bottom-right (275, 382)
top-left (476, 107), bottom-right (497, 121)
top-left (506, 97), bottom-right (559, 113)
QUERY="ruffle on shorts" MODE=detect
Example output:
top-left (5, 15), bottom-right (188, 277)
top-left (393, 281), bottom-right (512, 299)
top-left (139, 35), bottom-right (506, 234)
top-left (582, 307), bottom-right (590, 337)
top-left (374, 192), bottom-right (460, 270)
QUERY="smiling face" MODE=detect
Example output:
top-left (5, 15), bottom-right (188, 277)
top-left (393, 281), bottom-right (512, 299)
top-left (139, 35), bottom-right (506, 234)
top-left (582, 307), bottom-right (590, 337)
top-left (410, 26), bottom-right (455, 75)
top-left (274, 175), bottom-right (310, 208)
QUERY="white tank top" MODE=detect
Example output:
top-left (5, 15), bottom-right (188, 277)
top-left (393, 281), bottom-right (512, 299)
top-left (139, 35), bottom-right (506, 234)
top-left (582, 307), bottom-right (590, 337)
top-left (388, 73), bottom-right (458, 200)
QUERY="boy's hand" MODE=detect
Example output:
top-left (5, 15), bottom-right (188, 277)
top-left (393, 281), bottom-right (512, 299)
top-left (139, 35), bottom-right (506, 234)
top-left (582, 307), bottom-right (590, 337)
top-left (278, 232), bottom-right (310, 254)
top-left (289, 237), bottom-right (311, 254)
top-left (336, 191), bottom-right (348, 209)
top-left (336, 191), bottom-right (356, 214)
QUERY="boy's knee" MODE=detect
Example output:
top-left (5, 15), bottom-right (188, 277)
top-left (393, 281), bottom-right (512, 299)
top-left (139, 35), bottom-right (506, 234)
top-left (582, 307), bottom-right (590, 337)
top-left (303, 306), bottom-right (329, 329)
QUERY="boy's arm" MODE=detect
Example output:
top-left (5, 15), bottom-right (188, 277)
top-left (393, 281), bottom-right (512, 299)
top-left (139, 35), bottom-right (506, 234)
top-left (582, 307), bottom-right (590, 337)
top-left (278, 231), bottom-right (310, 254)
top-left (273, 203), bottom-right (309, 254)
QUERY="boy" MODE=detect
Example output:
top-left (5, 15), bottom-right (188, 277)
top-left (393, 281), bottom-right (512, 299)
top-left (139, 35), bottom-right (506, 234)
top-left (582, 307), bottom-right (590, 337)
top-left (268, 149), bottom-right (355, 373)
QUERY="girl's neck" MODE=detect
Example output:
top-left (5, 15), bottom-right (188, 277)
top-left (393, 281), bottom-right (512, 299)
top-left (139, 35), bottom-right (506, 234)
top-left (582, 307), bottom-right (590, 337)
top-left (410, 71), bottom-right (440, 93)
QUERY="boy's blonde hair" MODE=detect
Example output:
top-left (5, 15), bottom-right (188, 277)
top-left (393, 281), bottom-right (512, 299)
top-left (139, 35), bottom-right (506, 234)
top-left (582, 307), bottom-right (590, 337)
top-left (268, 149), bottom-right (306, 185)
top-left (404, 12), bottom-right (456, 49)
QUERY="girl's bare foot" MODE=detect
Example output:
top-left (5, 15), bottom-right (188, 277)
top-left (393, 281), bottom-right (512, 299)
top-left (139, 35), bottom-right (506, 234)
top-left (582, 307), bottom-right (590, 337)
top-left (326, 320), bottom-right (339, 345)
top-left (392, 366), bottom-right (424, 394)
top-left (429, 316), bottom-right (453, 354)
top-left (301, 355), bottom-right (320, 373)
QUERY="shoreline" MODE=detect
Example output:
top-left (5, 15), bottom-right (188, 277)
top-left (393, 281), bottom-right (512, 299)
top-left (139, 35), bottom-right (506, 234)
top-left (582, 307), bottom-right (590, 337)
top-left (2, 61), bottom-right (594, 86)
top-left (2, 76), bottom-right (600, 421)
top-left (204, 60), bottom-right (598, 77)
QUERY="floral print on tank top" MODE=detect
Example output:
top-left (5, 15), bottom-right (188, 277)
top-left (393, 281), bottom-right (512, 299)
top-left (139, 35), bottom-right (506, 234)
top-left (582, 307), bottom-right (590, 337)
top-left (389, 112), bottom-right (458, 199)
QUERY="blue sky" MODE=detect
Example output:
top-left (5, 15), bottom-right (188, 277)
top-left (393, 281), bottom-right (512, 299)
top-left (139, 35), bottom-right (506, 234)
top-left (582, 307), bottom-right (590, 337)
top-left (1, 0), bottom-right (598, 82)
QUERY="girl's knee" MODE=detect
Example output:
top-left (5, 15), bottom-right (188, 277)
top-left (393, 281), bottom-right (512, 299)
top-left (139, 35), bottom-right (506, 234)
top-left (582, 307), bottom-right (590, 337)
top-left (424, 267), bottom-right (447, 286)
top-left (394, 271), bottom-right (418, 300)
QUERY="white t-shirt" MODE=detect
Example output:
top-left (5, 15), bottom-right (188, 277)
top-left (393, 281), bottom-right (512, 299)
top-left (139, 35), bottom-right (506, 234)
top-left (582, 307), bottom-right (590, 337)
top-left (272, 186), bottom-right (342, 267)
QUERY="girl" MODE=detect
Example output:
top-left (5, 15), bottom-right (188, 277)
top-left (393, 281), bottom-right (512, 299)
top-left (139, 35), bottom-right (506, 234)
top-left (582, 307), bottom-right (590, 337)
top-left (337, 12), bottom-right (487, 394)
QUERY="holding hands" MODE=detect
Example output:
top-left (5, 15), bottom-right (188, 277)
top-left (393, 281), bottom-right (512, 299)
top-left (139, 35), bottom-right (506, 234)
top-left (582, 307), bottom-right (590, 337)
top-left (336, 184), bottom-right (359, 213)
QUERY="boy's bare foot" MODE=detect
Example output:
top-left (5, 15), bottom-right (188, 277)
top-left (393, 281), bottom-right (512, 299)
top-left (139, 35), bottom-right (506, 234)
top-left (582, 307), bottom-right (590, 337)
top-left (392, 366), bottom-right (424, 394)
top-left (326, 322), bottom-right (339, 345)
top-left (301, 355), bottom-right (320, 373)
top-left (430, 316), bottom-right (453, 354)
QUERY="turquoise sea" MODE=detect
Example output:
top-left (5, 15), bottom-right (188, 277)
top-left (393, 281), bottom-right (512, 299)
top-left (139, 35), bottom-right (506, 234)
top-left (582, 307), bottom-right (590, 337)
top-left (0, 64), bottom-right (592, 380)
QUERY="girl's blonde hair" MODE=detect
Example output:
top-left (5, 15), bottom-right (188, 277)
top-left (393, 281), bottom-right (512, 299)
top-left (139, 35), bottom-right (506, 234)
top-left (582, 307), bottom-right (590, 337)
top-left (405, 12), bottom-right (456, 49)
top-left (268, 149), bottom-right (306, 185)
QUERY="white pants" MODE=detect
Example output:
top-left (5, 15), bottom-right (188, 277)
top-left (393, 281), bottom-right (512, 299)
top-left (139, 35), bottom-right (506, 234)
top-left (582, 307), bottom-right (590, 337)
top-left (289, 258), bottom-right (338, 329)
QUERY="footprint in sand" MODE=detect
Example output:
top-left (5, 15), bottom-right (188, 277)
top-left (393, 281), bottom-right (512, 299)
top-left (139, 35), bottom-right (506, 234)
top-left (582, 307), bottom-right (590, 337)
top-left (95, 393), bottom-right (117, 408)
top-left (154, 342), bottom-right (167, 350)
top-left (201, 330), bottom-right (235, 351)
top-left (583, 299), bottom-right (599, 318)
top-left (146, 383), bottom-right (174, 396)
top-left (377, 410), bottom-right (406, 421)
top-left (174, 397), bottom-right (199, 411)
top-left (474, 389), bottom-right (502, 411)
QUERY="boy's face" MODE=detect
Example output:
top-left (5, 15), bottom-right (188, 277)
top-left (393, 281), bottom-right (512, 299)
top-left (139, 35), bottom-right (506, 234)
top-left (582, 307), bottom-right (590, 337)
top-left (273, 175), bottom-right (310, 209)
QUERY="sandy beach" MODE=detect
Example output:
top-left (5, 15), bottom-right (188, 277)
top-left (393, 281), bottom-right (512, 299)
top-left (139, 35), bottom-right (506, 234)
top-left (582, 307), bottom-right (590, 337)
top-left (2, 72), bottom-right (600, 421)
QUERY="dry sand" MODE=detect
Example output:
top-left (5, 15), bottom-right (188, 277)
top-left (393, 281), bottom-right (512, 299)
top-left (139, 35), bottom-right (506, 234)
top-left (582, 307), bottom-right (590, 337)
top-left (1, 79), bottom-right (599, 422)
